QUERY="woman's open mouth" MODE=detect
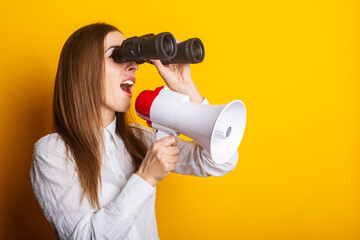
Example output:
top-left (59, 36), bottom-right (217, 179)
top-left (120, 79), bottom-right (135, 97)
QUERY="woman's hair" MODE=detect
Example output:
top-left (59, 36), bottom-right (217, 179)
top-left (53, 23), bottom-right (148, 209)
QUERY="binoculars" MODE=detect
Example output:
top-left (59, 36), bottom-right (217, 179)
top-left (110, 32), bottom-right (205, 65)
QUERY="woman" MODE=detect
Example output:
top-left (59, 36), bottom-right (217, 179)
top-left (30, 23), bottom-right (238, 240)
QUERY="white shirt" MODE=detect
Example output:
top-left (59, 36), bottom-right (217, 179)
top-left (30, 103), bottom-right (239, 240)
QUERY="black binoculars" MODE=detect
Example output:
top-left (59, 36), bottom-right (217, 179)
top-left (110, 32), bottom-right (205, 65)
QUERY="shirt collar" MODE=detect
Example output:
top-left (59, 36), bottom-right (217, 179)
top-left (103, 116), bottom-right (119, 149)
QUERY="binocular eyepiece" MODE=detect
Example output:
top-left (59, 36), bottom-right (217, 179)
top-left (110, 32), bottom-right (205, 65)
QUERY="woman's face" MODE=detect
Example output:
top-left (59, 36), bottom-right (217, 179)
top-left (102, 31), bottom-right (138, 118)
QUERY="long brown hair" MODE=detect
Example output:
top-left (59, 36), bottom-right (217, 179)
top-left (53, 23), bottom-right (148, 209)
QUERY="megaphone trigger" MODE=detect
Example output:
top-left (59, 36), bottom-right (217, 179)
top-left (152, 124), bottom-right (180, 141)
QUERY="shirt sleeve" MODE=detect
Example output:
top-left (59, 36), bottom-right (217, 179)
top-left (30, 134), bottom-right (155, 240)
top-left (173, 138), bottom-right (238, 177)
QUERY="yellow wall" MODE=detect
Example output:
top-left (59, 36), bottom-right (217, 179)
top-left (1, 0), bottom-right (359, 239)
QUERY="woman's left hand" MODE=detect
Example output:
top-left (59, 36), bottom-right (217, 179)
top-left (151, 59), bottom-right (204, 104)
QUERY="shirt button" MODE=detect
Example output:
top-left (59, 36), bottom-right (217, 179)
top-left (109, 151), bottom-right (113, 156)
top-left (117, 175), bottom-right (122, 179)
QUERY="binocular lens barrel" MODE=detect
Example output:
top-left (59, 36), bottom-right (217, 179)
top-left (111, 32), bottom-right (177, 64)
top-left (138, 32), bottom-right (177, 61)
top-left (162, 35), bottom-right (177, 57)
top-left (192, 39), bottom-right (204, 61)
top-left (161, 38), bottom-right (205, 65)
top-left (111, 33), bottom-right (205, 65)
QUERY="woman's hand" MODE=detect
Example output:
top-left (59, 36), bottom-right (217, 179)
top-left (136, 136), bottom-right (180, 186)
top-left (151, 56), bottom-right (204, 104)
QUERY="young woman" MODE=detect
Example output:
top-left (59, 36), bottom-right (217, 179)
top-left (30, 23), bottom-right (238, 240)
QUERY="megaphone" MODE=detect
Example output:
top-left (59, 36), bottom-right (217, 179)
top-left (135, 86), bottom-right (247, 164)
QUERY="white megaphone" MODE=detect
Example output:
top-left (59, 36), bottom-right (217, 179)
top-left (135, 86), bottom-right (247, 164)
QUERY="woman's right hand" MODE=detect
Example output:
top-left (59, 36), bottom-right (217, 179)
top-left (136, 136), bottom-right (180, 186)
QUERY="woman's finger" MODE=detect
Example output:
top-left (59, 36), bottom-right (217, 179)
top-left (150, 59), bottom-right (168, 77)
top-left (165, 146), bottom-right (180, 156)
top-left (166, 155), bottom-right (179, 163)
top-left (155, 135), bottom-right (178, 147)
top-left (166, 162), bottom-right (177, 172)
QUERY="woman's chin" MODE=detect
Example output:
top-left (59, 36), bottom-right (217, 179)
top-left (115, 102), bottom-right (131, 113)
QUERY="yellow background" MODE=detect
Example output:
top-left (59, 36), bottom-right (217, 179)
top-left (0, 0), bottom-right (359, 239)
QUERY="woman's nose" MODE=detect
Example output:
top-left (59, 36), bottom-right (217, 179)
top-left (126, 61), bottom-right (138, 72)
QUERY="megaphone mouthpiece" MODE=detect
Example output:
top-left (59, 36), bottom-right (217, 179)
top-left (135, 86), bottom-right (165, 122)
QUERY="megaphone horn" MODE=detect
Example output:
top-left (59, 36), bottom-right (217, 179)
top-left (135, 86), bottom-right (247, 164)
